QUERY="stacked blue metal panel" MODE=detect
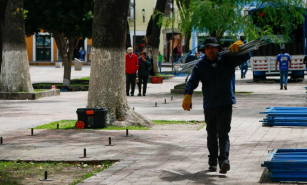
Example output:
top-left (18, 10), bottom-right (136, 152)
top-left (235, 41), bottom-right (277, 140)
top-left (260, 107), bottom-right (307, 126)
top-left (262, 149), bottom-right (307, 182)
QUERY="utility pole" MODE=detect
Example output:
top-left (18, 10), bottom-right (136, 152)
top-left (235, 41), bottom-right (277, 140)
top-left (133, 0), bottom-right (136, 53)
top-left (171, 0), bottom-right (174, 72)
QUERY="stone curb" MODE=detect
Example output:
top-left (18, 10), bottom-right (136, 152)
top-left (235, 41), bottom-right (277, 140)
top-left (0, 89), bottom-right (60, 100)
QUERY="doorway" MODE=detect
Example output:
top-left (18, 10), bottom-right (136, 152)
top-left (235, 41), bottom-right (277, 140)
top-left (36, 35), bottom-right (51, 61)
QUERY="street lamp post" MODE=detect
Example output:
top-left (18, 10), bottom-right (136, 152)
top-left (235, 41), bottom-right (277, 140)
top-left (133, 0), bottom-right (136, 53)
top-left (171, 0), bottom-right (174, 72)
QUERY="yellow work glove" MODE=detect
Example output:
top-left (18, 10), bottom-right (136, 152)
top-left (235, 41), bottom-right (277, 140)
top-left (182, 94), bottom-right (192, 111)
top-left (229, 40), bottom-right (244, 52)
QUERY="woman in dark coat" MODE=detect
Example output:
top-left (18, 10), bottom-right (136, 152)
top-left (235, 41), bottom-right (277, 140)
top-left (137, 52), bottom-right (152, 96)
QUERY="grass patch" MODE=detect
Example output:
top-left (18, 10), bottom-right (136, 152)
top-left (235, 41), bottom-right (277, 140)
top-left (33, 120), bottom-right (205, 131)
top-left (0, 160), bottom-right (113, 185)
top-left (33, 120), bottom-right (149, 130)
top-left (18, 89), bottom-right (48, 93)
top-left (35, 83), bottom-right (88, 86)
top-left (235, 91), bottom-right (253, 95)
top-left (73, 77), bottom-right (90, 81)
top-left (153, 120), bottom-right (204, 125)
top-left (156, 74), bottom-right (173, 77)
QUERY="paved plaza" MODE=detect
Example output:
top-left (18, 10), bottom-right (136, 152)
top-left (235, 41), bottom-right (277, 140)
top-left (1, 66), bottom-right (307, 184)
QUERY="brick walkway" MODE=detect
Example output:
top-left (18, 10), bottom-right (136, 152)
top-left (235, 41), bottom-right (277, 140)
top-left (0, 67), bottom-right (307, 184)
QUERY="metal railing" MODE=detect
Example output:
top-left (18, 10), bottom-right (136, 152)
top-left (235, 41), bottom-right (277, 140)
top-left (178, 39), bottom-right (271, 73)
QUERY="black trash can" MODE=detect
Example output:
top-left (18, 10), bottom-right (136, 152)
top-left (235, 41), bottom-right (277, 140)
top-left (76, 108), bottom-right (108, 129)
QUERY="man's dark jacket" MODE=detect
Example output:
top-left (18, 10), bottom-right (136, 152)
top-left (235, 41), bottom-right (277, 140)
top-left (184, 53), bottom-right (250, 109)
top-left (138, 56), bottom-right (152, 76)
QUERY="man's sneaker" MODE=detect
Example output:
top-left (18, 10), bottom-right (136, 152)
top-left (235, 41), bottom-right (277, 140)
top-left (126, 94), bottom-right (129, 96)
top-left (137, 94), bottom-right (141, 96)
top-left (284, 85), bottom-right (287, 90)
top-left (280, 85), bottom-right (283, 90)
top-left (219, 160), bottom-right (230, 174)
top-left (143, 94), bottom-right (146, 96)
top-left (208, 165), bottom-right (217, 172)
top-left (131, 94), bottom-right (134, 96)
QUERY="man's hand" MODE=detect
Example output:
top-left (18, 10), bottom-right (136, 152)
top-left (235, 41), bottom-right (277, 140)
top-left (229, 40), bottom-right (244, 52)
top-left (182, 94), bottom-right (192, 111)
top-left (142, 57), bottom-right (146, 61)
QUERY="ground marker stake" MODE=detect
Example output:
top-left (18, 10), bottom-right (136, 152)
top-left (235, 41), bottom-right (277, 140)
top-left (39, 171), bottom-right (52, 181)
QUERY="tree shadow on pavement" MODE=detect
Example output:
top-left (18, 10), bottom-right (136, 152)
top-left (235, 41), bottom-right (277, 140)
top-left (160, 169), bottom-right (227, 184)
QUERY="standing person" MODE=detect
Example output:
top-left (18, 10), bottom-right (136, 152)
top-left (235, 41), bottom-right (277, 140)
top-left (240, 60), bottom-right (248, 78)
top-left (172, 46), bottom-right (178, 63)
top-left (158, 51), bottom-right (163, 73)
top-left (182, 37), bottom-right (250, 174)
top-left (177, 46), bottom-right (182, 62)
top-left (275, 49), bottom-right (291, 90)
top-left (137, 52), bottom-right (152, 96)
top-left (125, 47), bottom-right (139, 96)
top-left (73, 47), bottom-right (79, 60)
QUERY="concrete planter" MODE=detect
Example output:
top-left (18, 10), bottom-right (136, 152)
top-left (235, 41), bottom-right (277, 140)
top-left (0, 89), bottom-right (60, 100)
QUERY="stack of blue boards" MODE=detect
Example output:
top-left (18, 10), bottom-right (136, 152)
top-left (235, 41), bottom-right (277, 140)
top-left (262, 149), bottom-right (307, 182)
top-left (260, 107), bottom-right (307, 126)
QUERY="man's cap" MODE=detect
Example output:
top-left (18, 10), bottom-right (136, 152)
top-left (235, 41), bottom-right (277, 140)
top-left (203, 37), bottom-right (220, 48)
top-left (127, 47), bottom-right (133, 53)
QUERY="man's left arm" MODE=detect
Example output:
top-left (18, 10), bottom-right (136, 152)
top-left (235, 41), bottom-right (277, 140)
top-left (228, 53), bottom-right (251, 68)
top-left (288, 55), bottom-right (292, 69)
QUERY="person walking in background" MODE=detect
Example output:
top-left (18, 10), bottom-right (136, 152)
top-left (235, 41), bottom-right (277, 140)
top-left (137, 52), bottom-right (152, 96)
top-left (125, 47), bottom-right (139, 96)
top-left (79, 47), bottom-right (84, 60)
top-left (275, 49), bottom-right (292, 90)
top-left (240, 60), bottom-right (248, 78)
top-left (158, 51), bottom-right (163, 73)
top-left (182, 37), bottom-right (250, 174)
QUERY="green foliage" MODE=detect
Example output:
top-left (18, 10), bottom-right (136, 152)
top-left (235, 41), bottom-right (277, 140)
top-left (177, 0), bottom-right (305, 43)
top-left (24, 0), bottom-right (94, 38)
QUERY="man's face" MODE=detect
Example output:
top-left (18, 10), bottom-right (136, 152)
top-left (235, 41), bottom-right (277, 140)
top-left (204, 45), bottom-right (219, 60)
top-left (141, 54), bottom-right (146, 58)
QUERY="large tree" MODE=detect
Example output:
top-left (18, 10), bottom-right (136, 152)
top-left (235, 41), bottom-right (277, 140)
top-left (87, 0), bottom-right (153, 127)
top-left (146, 0), bottom-right (168, 75)
top-left (181, 0), bottom-right (305, 43)
top-left (0, 0), bottom-right (33, 92)
top-left (24, 0), bottom-right (93, 86)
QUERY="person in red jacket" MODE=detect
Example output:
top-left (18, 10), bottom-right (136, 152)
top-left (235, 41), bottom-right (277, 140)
top-left (126, 47), bottom-right (139, 96)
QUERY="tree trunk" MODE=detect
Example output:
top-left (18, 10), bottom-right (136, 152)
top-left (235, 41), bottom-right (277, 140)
top-left (87, 0), bottom-right (154, 127)
top-left (0, 0), bottom-right (9, 74)
top-left (1, 0), bottom-right (33, 92)
top-left (146, 0), bottom-right (168, 75)
top-left (53, 33), bottom-right (79, 87)
top-left (182, 30), bottom-right (191, 54)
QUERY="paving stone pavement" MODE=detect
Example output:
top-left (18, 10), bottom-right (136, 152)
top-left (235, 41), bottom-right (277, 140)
top-left (1, 66), bottom-right (307, 184)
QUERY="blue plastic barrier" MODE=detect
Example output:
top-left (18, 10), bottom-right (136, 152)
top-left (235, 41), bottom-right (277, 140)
top-left (262, 149), bottom-right (307, 182)
top-left (260, 107), bottom-right (307, 126)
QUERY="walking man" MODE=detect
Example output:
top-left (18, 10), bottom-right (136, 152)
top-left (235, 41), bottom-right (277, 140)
top-left (125, 47), bottom-right (139, 96)
top-left (275, 49), bottom-right (291, 90)
top-left (240, 60), bottom-right (248, 78)
top-left (182, 37), bottom-right (250, 174)
top-left (137, 52), bottom-right (152, 96)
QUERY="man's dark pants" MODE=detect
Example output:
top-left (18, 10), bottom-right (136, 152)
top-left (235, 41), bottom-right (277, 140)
top-left (126, 73), bottom-right (136, 95)
top-left (204, 104), bottom-right (232, 167)
top-left (138, 76), bottom-right (148, 95)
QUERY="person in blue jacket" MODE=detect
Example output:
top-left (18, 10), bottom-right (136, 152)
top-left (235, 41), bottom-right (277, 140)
top-left (275, 49), bottom-right (292, 90)
top-left (182, 37), bottom-right (250, 174)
